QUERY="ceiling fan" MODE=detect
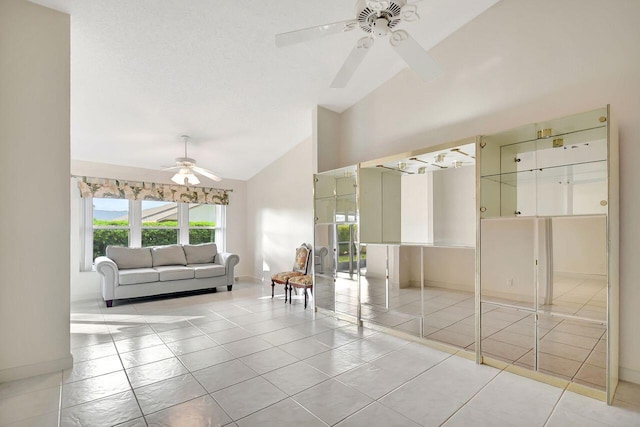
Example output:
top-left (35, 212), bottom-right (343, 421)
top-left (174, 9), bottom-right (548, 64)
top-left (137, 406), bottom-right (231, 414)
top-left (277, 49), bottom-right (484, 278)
top-left (275, 0), bottom-right (442, 88)
top-left (163, 135), bottom-right (222, 185)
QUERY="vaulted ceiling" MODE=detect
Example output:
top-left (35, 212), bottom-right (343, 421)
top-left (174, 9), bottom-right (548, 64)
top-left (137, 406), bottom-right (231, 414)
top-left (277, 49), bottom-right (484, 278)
top-left (32, 0), bottom-right (499, 180)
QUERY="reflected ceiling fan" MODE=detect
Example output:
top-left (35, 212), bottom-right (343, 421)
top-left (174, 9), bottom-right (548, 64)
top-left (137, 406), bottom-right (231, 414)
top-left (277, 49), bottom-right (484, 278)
top-left (275, 0), bottom-right (442, 88)
top-left (163, 135), bottom-right (222, 185)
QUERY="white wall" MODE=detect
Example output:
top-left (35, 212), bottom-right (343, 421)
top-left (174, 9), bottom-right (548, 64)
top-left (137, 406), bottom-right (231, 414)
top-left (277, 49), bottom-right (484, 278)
top-left (316, 0), bottom-right (640, 382)
top-left (0, 0), bottom-right (71, 381)
top-left (245, 138), bottom-right (313, 281)
top-left (69, 160), bottom-right (249, 300)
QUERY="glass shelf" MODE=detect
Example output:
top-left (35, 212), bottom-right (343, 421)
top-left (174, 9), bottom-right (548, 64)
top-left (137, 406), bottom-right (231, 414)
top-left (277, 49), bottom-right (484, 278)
top-left (499, 125), bottom-right (606, 150)
top-left (480, 159), bottom-right (607, 186)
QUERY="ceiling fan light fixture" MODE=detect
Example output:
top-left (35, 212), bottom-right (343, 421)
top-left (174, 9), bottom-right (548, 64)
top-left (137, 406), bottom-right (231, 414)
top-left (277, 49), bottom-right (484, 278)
top-left (171, 171), bottom-right (200, 185)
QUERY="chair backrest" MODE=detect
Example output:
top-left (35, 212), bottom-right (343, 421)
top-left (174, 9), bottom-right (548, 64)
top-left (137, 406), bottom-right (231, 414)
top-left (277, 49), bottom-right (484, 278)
top-left (292, 243), bottom-right (312, 274)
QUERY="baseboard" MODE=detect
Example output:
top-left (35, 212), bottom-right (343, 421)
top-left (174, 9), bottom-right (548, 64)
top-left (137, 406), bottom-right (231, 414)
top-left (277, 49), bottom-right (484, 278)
top-left (620, 367), bottom-right (640, 385)
top-left (0, 354), bottom-right (73, 383)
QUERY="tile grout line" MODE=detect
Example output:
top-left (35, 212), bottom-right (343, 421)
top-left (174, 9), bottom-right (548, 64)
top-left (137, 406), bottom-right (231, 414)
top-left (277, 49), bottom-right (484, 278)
top-left (541, 386), bottom-right (569, 427)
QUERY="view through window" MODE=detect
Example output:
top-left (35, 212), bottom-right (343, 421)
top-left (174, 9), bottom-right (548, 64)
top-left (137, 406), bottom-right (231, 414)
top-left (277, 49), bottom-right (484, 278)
top-left (90, 198), bottom-right (219, 260)
top-left (92, 198), bottom-right (129, 260)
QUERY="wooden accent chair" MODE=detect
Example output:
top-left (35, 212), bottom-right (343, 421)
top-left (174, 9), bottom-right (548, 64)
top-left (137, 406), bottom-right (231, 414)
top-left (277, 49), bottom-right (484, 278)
top-left (270, 243), bottom-right (312, 303)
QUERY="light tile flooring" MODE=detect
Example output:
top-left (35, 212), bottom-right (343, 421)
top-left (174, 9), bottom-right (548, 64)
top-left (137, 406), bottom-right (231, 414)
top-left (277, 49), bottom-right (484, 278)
top-left (335, 273), bottom-right (609, 390)
top-left (1, 279), bottom-right (639, 426)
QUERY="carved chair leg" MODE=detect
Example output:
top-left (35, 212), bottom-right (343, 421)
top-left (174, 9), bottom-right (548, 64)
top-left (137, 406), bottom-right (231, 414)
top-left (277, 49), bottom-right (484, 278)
top-left (271, 281), bottom-right (275, 298)
top-left (304, 288), bottom-right (308, 309)
top-left (284, 283), bottom-right (288, 303)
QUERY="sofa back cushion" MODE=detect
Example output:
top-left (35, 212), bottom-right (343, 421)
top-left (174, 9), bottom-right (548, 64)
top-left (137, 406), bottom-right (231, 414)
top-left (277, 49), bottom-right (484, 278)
top-left (151, 245), bottom-right (187, 267)
top-left (183, 243), bottom-right (217, 265)
top-left (106, 246), bottom-right (153, 270)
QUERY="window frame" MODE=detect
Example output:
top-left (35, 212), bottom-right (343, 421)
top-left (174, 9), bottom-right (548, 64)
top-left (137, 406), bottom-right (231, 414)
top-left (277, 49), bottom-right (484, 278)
top-left (82, 198), bottom-right (226, 271)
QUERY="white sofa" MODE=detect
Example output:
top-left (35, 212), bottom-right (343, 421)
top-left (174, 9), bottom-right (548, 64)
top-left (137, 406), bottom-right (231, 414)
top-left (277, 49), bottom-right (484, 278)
top-left (95, 243), bottom-right (239, 307)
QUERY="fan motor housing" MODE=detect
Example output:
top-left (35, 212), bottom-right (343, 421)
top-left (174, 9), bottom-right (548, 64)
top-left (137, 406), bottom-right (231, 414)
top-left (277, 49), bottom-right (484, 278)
top-left (355, 0), bottom-right (406, 35)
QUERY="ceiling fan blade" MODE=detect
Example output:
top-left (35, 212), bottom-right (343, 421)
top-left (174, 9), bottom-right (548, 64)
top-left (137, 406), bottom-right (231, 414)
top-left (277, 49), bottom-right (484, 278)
top-left (192, 166), bottom-right (222, 182)
top-left (275, 19), bottom-right (358, 48)
top-left (330, 37), bottom-right (374, 89)
top-left (389, 30), bottom-right (442, 82)
top-left (161, 166), bottom-right (180, 171)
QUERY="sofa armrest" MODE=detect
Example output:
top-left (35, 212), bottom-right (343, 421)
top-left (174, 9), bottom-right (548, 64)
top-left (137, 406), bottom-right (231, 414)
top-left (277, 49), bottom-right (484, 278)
top-left (217, 252), bottom-right (240, 286)
top-left (95, 256), bottom-right (118, 303)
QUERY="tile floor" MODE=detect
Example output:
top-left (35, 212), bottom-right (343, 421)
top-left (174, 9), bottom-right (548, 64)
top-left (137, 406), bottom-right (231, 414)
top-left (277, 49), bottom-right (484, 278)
top-left (334, 273), bottom-right (609, 389)
top-left (1, 279), bottom-right (639, 426)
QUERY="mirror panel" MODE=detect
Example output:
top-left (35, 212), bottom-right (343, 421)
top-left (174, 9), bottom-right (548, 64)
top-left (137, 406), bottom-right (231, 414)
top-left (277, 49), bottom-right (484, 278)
top-left (313, 223), bottom-right (335, 311)
top-left (481, 303), bottom-right (535, 367)
top-left (537, 314), bottom-right (606, 391)
top-left (480, 218), bottom-right (536, 309)
top-left (539, 216), bottom-right (607, 322)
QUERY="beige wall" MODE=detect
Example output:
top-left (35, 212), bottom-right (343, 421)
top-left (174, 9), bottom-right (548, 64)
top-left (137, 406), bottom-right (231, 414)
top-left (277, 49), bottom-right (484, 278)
top-left (316, 0), bottom-right (640, 381)
top-left (0, 0), bottom-right (71, 381)
top-left (246, 138), bottom-right (314, 281)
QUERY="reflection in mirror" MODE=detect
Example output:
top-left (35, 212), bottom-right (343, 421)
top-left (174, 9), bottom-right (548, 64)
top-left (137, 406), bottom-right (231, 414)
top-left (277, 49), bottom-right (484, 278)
top-left (359, 245), bottom-right (422, 337)
top-left (480, 218), bottom-right (536, 309)
top-left (539, 216), bottom-right (607, 322)
top-left (358, 140), bottom-right (477, 347)
top-left (313, 166), bottom-right (358, 317)
top-left (537, 314), bottom-right (607, 391)
top-left (480, 304), bottom-right (535, 367)
top-left (360, 141), bottom-right (476, 245)
top-left (421, 246), bottom-right (475, 348)
top-left (313, 224), bottom-right (335, 311)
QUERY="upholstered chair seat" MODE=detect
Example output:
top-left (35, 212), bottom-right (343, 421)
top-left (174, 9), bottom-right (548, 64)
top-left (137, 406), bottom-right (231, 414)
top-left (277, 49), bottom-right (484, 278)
top-left (288, 275), bottom-right (313, 309)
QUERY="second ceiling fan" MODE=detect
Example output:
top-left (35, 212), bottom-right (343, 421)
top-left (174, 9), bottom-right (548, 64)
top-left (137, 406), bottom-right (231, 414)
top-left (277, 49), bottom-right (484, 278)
top-left (275, 0), bottom-right (442, 88)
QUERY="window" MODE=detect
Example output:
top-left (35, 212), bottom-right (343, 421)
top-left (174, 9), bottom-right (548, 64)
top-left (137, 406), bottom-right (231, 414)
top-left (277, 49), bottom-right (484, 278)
top-left (92, 198), bottom-right (130, 260)
top-left (188, 203), bottom-right (216, 245)
top-left (83, 198), bottom-right (226, 270)
top-left (141, 201), bottom-right (179, 247)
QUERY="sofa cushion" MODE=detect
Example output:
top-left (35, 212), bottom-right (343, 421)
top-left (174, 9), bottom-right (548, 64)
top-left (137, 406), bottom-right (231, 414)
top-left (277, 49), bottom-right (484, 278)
top-left (189, 264), bottom-right (226, 279)
top-left (107, 246), bottom-right (153, 270)
top-left (154, 266), bottom-right (195, 281)
top-left (183, 243), bottom-right (217, 265)
top-left (151, 245), bottom-right (187, 267)
top-left (119, 268), bottom-right (159, 285)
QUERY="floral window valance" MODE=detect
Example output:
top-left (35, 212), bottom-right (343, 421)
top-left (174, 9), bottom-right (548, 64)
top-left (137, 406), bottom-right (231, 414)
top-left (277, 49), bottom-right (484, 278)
top-left (76, 176), bottom-right (230, 205)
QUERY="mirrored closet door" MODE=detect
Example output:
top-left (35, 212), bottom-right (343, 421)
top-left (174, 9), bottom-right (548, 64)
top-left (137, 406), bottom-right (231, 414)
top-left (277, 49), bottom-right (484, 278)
top-left (478, 106), bottom-right (618, 403)
top-left (313, 166), bottom-right (359, 318)
top-left (356, 138), bottom-right (477, 344)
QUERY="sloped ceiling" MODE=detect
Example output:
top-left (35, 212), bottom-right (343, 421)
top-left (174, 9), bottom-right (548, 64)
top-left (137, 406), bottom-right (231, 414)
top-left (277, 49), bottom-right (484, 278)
top-left (31, 0), bottom-right (499, 180)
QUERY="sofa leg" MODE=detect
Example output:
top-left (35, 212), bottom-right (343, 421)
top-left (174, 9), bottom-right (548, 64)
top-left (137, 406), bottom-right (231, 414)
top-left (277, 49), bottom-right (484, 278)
top-left (105, 300), bottom-right (113, 308)
top-left (227, 285), bottom-right (233, 291)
